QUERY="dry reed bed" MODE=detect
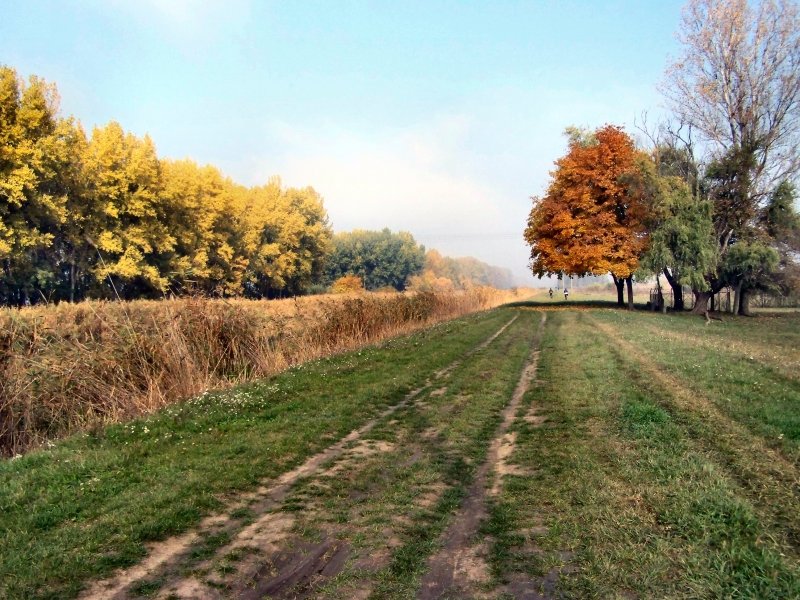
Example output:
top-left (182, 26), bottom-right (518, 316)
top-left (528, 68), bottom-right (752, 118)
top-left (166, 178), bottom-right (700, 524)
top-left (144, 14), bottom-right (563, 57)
top-left (0, 288), bottom-right (526, 456)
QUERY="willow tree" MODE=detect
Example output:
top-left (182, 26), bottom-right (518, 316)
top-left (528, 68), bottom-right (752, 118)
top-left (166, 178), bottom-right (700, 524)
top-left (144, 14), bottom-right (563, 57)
top-left (637, 168), bottom-right (718, 310)
top-left (525, 125), bottom-right (649, 309)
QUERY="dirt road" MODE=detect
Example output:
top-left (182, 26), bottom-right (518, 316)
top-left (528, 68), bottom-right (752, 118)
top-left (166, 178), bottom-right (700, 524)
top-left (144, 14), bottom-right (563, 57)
top-left (81, 310), bottom-right (554, 599)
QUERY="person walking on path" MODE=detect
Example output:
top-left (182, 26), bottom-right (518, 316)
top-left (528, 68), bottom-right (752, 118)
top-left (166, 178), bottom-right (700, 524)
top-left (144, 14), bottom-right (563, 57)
top-left (549, 288), bottom-right (553, 299)
top-left (564, 288), bottom-right (569, 300)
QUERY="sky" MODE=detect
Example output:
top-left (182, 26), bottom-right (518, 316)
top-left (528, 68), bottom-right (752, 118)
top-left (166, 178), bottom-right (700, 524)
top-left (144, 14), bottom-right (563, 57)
top-left (1, 0), bottom-right (686, 286)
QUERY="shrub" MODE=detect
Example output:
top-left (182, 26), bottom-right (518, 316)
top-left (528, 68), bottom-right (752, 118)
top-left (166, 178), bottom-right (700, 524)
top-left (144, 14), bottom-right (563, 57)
top-left (330, 275), bottom-right (365, 294)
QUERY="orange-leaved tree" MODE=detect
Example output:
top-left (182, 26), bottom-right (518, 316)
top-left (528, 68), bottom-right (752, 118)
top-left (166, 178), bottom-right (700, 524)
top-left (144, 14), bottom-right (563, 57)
top-left (524, 125), bottom-right (649, 308)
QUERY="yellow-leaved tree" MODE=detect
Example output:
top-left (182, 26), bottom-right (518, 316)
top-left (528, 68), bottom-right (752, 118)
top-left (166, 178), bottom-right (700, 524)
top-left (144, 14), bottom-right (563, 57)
top-left (1, 66), bottom-right (334, 304)
top-left (243, 179), bottom-right (332, 297)
top-left (160, 159), bottom-right (249, 295)
top-left (83, 122), bottom-right (174, 297)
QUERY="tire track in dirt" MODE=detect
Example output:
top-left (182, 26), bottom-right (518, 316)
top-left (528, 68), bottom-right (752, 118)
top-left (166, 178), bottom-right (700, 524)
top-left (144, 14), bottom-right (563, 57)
top-left (416, 313), bottom-right (546, 600)
top-left (80, 314), bottom-right (519, 600)
top-left (589, 315), bottom-right (800, 553)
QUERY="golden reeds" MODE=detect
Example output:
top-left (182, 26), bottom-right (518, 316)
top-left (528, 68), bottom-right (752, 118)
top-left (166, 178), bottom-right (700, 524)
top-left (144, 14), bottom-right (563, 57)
top-left (0, 288), bottom-right (527, 456)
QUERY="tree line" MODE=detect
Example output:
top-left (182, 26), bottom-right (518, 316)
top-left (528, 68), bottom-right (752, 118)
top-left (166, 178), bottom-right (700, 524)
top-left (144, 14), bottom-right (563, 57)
top-left (525, 0), bottom-right (800, 315)
top-left (0, 66), bottom-right (513, 305)
top-left (323, 231), bottom-right (515, 292)
top-left (409, 249), bottom-right (515, 292)
top-left (0, 66), bottom-right (332, 304)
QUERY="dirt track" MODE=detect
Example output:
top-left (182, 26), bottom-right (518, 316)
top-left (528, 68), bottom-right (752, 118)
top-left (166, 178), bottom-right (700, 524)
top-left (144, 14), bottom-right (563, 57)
top-left (80, 310), bottom-right (558, 599)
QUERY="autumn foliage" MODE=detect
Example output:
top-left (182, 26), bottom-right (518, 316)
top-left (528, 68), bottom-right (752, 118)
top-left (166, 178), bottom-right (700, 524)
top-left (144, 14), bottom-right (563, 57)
top-left (330, 274), bottom-right (365, 293)
top-left (524, 126), bottom-right (649, 282)
top-left (0, 66), bottom-right (332, 304)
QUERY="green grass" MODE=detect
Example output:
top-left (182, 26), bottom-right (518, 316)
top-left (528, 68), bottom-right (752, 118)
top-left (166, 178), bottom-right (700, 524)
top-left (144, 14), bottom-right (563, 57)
top-left (486, 308), bottom-right (800, 598)
top-left (0, 309), bottom-right (513, 600)
top-left (256, 309), bottom-right (539, 599)
top-left (2, 305), bottom-right (799, 599)
top-left (591, 310), bottom-right (800, 459)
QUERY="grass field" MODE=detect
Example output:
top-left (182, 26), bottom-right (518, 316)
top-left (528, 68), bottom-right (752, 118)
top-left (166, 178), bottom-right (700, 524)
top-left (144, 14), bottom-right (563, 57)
top-left (1, 303), bottom-right (798, 599)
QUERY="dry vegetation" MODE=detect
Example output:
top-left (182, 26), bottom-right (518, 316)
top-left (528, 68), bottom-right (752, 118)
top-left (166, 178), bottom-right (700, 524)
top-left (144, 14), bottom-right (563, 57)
top-left (0, 288), bottom-right (528, 456)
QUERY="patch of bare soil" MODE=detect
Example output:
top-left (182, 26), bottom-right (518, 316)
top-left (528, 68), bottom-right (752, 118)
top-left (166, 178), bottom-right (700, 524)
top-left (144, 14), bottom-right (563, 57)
top-left (236, 538), bottom-right (351, 600)
top-left (81, 316), bottom-right (519, 600)
top-left (491, 432), bottom-right (538, 495)
top-left (501, 558), bottom-right (578, 600)
top-left (322, 439), bottom-right (396, 476)
top-left (169, 511), bottom-right (297, 598)
top-left (417, 314), bottom-right (546, 600)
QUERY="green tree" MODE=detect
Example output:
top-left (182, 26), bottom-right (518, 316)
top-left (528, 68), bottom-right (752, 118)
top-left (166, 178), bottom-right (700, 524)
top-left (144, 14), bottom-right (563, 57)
top-left (663, 0), bottom-right (800, 313)
top-left (326, 229), bottom-right (425, 291)
top-left (638, 170), bottom-right (718, 310)
top-left (760, 182), bottom-right (800, 302)
top-left (721, 241), bottom-right (779, 314)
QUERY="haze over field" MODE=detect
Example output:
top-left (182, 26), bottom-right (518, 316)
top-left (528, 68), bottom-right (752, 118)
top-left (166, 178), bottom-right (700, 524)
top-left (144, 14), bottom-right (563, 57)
top-left (0, 0), bottom-right (684, 285)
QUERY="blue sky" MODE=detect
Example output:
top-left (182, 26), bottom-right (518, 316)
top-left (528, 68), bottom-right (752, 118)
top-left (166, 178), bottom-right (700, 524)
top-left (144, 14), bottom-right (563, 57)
top-left (2, 0), bottom-right (685, 284)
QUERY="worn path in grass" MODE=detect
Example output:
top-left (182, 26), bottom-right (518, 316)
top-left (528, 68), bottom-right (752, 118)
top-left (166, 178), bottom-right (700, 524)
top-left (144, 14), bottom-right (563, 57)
top-left (6, 306), bottom-right (800, 599)
top-left (80, 313), bottom-right (522, 600)
top-left (417, 313), bottom-right (546, 599)
top-left (82, 310), bottom-right (546, 599)
top-left (1, 309), bottom-right (523, 600)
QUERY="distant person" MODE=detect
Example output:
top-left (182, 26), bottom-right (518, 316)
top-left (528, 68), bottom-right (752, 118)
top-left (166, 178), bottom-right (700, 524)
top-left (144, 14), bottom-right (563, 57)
top-left (564, 288), bottom-right (569, 300)
top-left (548, 288), bottom-right (553, 299)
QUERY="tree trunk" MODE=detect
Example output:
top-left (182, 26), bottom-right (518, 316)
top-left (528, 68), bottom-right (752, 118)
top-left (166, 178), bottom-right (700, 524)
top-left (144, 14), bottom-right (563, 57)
top-left (662, 268), bottom-right (684, 311)
top-left (656, 275), bottom-right (666, 313)
top-left (625, 277), bottom-right (634, 311)
top-left (70, 261), bottom-right (76, 303)
top-left (738, 287), bottom-right (752, 316)
top-left (732, 281), bottom-right (742, 315)
top-left (612, 275), bottom-right (624, 307)
top-left (691, 290), bottom-right (712, 314)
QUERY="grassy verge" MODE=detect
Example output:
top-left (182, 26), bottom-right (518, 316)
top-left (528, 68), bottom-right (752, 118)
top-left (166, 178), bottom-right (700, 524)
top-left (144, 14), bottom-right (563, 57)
top-left (591, 310), bottom-right (800, 459)
top-left (371, 310), bottom-right (537, 598)
top-left (211, 308), bottom-right (538, 599)
top-left (4, 305), bottom-right (798, 598)
top-left (0, 309), bottom-right (512, 600)
top-left (486, 310), bottom-right (800, 598)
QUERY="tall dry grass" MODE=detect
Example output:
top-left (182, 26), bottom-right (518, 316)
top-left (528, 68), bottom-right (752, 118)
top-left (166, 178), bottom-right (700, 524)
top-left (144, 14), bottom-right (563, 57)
top-left (0, 288), bottom-right (528, 456)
